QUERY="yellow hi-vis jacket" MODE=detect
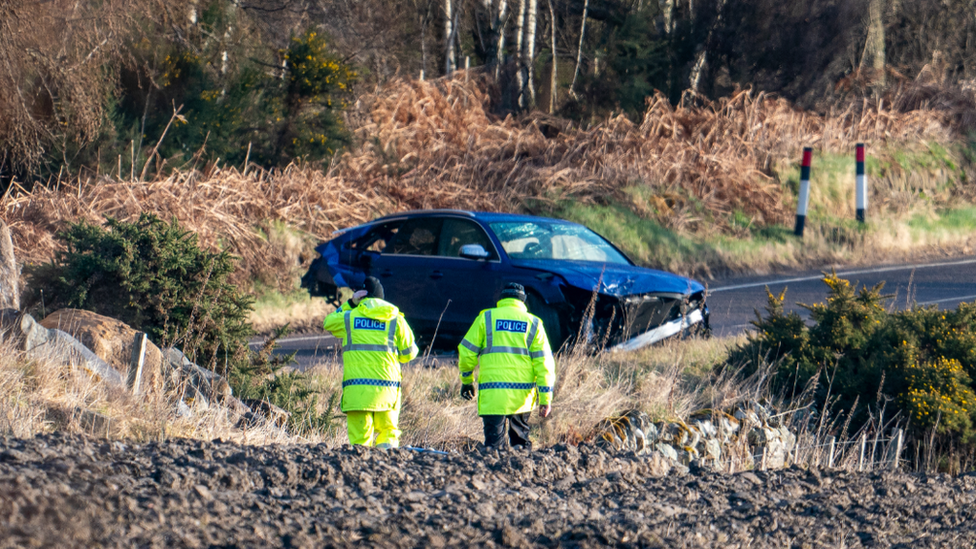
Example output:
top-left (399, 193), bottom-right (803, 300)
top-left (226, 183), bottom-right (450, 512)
top-left (323, 297), bottom-right (418, 413)
top-left (458, 298), bottom-right (556, 416)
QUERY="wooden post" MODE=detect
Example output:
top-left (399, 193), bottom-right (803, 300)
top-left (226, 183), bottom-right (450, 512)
top-left (858, 433), bottom-right (867, 472)
top-left (127, 332), bottom-right (148, 395)
top-left (892, 429), bottom-right (904, 470)
top-left (761, 446), bottom-right (768, 471)
top-left (827, 436), bottom-right (836, 469)
top-left (465, 56), bottom-right (470, 83)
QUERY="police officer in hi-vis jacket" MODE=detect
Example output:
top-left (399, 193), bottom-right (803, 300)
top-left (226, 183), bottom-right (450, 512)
top-left (324, 277), bottom-right (418, 448)
top-left (458, 282), bottom-right (556, 448)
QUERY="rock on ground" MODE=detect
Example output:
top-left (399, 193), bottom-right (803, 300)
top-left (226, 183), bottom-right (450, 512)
top-left (1, 434), bottom-right (975, 548)
top-left (0, 220), bottom-right (19, 310)
top-left (40, 308), bottom-right (166, 392)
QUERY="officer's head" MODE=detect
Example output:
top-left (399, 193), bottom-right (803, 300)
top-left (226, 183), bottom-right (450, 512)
top-left (362, 276), bottom-right (385, 300)
top-left (500, 282), bottom-right (526, 302)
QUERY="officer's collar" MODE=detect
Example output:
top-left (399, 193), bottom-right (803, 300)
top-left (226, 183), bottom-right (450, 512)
top-left (496, 298), bottom-right (527, 310)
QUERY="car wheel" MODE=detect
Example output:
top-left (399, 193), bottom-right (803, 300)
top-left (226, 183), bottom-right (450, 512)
top-left (526, 293), bottom-right (567, 352)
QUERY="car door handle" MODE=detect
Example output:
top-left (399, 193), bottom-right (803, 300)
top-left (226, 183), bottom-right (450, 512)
top-left (429, 270), bottom-right (444, 280)
top-left (379, 269), bottom-right (393, 277)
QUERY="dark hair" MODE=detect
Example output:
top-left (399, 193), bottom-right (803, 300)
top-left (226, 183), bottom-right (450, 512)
top-left (363, 276), bottom-right (385, 299)
top-left (499, 282), bottom-right (526, 302)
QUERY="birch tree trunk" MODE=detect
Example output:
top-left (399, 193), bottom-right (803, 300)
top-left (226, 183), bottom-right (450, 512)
top-left (569, 0), bottom-right (589, 99)
top-left (515, 0), bottom-right (526, 57)
top-left (525, 0), bottom-right (538, 105)
top-left (483, 0), bottom-right (510, 76)
top-left (860, 0), bottom-right (886, 85)
top-left (444, 0), bottom-right (455, 74)
top-left (516, 0), bottom-right (526, 106)
top-left (547, 0), bottom-right (557, 113)
top-left (659, 0), bottom-right (675, 34)
top-left (495, 0), bottom-right (509, 71)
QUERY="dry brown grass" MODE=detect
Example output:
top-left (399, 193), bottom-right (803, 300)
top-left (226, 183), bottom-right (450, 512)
top-left (0, 73), bottom-right (971, 297)
top-left (300, 334), bottom-right (746, 450)
top-left (0, 333), bottom-right (309, 445)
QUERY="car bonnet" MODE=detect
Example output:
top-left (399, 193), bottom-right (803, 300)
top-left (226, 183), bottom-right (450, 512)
top-left (509, 259), bottom-right (704, 297)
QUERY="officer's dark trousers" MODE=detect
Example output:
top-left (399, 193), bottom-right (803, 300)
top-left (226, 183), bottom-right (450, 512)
top-left (482, 413), bottom-right (531, 448)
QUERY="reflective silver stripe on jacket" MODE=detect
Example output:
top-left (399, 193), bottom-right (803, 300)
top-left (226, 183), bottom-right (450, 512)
top-left (342, 312), bottom-right (399, 354)
top-left (526, 317), bottom-right (540, 349)
top-left (483, 346), bottom-right (529, 356)
top-left (460, 339), bottom-right (481, 353)
top-left (399, 344), bottom-right (418, 357)
top-left (481, 311), bottom-right (536, 357)
top-left (484, 311), bottom-right (493, 352)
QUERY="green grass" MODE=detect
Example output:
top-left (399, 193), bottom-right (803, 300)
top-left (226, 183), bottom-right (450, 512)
top-left (544, 197), bottom-right (722, 274)
top-left (908, 206), bottom-right (976, 234)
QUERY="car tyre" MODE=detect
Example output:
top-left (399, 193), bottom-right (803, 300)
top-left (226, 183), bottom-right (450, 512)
top-left (526, 293), bottom-right (567, 353)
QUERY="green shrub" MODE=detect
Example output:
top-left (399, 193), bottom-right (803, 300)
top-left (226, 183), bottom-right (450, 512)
top-left (27, 213), bottom-right (253, 367)
top-left (727, 272), bottom-right (976, 443)
top-left (27, 214), bottom-right (336, 435)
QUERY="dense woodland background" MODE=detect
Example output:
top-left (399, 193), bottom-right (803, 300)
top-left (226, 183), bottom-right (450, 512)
top-left (3, 0), bottom-right (976, 186)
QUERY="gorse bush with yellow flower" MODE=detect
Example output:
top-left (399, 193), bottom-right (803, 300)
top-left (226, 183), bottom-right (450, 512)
top-left (727, 272), bottom-right (976, 442)
top-left (107, 1), bottom-right (355, 175)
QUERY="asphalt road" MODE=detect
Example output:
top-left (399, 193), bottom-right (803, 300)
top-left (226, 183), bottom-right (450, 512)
top-left (706, 256), bottom-right (976, 337)
top-left (257, 256), bottom-right (976, 369)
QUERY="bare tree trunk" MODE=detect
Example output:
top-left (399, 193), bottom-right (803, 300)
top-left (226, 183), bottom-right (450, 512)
top-left (495, 0), bottom-right (509, 72)
top-left (419, 0), bottom-right (433, 80)
top-left (444, 0), bottom-right (455, 74)
top-left (515, 0), bottom-right (526, 56)
top-left (658, 0), bottom-right (675, 33)
top-left (569, 0), bottom-right (589, 99)
top-left (860, 0), bottom-right (886, 85)
top-left (688, 0), bottom-right (728, 92)
top-left (547, 0), bottom-right (557, 113)
top-left (526, 0), bottom-right (538, 105)
top-left (515, 0), bottom-right (526, 106)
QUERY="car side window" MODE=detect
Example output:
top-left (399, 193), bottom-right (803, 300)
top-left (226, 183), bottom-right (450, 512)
top-left (349, 222), bottom-right (401, 252)
top-left (437, 219), bottom-right (498, 259)
top-left (389, 218), bottom-right (443, 256)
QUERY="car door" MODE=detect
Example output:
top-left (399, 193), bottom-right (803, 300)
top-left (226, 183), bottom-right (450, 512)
top-left (366, 217), bottom-right (445, 336)
top-left (431, 217), bottom-right (505, 342)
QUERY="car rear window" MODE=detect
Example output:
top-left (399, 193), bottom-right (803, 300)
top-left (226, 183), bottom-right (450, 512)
top-left (349, 221), bottom-right (401, 252)
top-left (488, 221), bottom-right (631, 264)
top-left (390, 218), bottom-right (443, 255)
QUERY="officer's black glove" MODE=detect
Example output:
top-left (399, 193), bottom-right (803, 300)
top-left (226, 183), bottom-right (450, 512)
top-left (460, 384), bottom-right (475, 401)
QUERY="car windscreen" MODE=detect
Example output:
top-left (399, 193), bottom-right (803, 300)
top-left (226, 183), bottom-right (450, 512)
top-left (488, 221), bottom-right (631, 264)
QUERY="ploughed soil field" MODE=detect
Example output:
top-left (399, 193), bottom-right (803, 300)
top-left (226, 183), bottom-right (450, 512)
top-left (2, 434), bottom-right (975, 548)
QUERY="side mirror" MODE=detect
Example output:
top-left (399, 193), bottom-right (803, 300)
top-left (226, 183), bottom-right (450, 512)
top-left (459, 244), bottom-right (491, 260)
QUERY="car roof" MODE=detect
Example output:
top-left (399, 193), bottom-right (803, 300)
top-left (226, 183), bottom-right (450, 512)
top-left (371, 209), bottom-right (576, 225)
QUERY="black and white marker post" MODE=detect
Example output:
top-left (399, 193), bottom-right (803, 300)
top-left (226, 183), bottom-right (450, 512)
top-left (856, 143), bottom-right (867, 223)
top-left (794, 147), bottom-right (813, 237)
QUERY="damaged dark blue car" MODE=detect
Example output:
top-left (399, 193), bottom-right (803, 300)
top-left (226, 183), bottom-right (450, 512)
top-left (301, 210), bottom-right (709, 352)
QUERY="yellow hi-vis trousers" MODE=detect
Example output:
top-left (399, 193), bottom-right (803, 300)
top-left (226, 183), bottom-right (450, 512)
top-left (346, 409), bottom-right (401, 447)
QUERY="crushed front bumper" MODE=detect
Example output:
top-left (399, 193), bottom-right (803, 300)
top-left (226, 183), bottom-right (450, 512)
top-left (609, 308), bottom-right (706, 353)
